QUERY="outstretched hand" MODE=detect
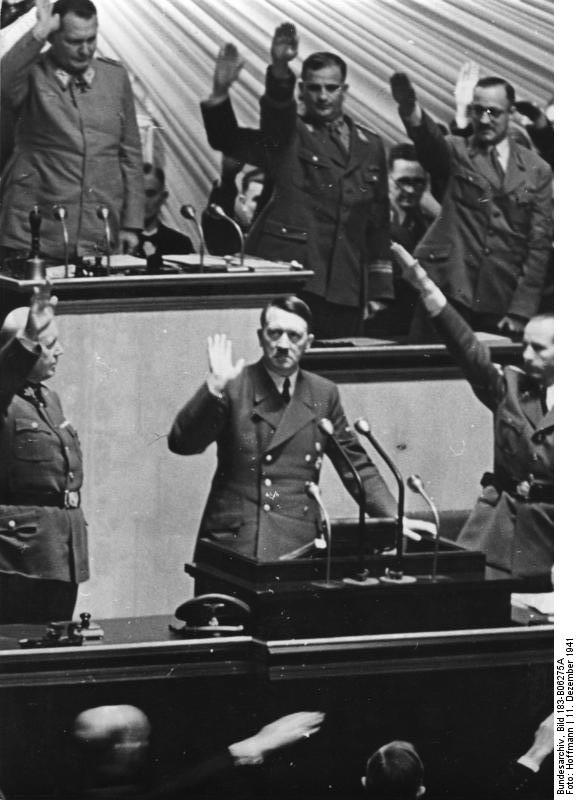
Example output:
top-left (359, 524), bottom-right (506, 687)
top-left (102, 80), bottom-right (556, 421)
top-left (390, 72), bottom-right (417, 116)
top-left (24, 280), bottom-right (58, 342)
top-left (229, 711), bottom-right (325, 765)
top-left (454, 61), bottom-right (479, 111)
top-left (207, 334), bottom-right (245, 394)
top-left (34, 0), bottom-right (60, 40)
top-left (390, 242), bottom-right (428, 289)
top-left (270, 22), bottom-right (298, 75)
top-left (212, 43), bottom-right (245, 97)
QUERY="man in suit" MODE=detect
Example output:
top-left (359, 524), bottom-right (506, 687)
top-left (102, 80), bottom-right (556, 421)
top-left (0, 282), bottom-right (89, 623)
top-left (392, 242), bottom-right (553, 581)
top-left (0, 0), bottom-right (143, 261)
top-left (201, 25), bottom-right (393, 339)
top-left (168, 295), bottom-right (398, 561)
top-left (389, 73), bottom-right (553, 340)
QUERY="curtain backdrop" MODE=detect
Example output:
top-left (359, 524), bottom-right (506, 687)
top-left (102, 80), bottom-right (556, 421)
top-left (1, 0), bottom-right (553, 241)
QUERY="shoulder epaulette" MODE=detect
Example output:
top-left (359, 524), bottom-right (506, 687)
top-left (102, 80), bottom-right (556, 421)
top-left (96, 55), bottom-right (123, 67)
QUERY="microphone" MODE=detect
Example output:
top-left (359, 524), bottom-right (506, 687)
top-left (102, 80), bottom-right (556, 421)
top-left (27, 205), bottom-right (45, 281)
top-left (354, 418), bottom-right (408, 582)
top-left (407, 474), bottom-right (441, 582)
top-left (53, 205), bottom-right (70, 278)
top-left (318, 418), bottom-right (376, 585)
top-left (180, 204), bottom-right (206, 271)
top-left (96, 205), bottom-right (111, 275)
top-left (209, 203), bottom-right (245, 266)
top-left (306, 482), bottom-right (336, 587)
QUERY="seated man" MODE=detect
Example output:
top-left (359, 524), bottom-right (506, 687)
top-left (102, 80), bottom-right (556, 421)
top-left (362, 740), bottom-right (425, 799)
top-left (135, 163), bottom-right (193, 269)
top-left (392, 242), bottom-right (553, 580)
top-left (168, 295), bottom-right (398, 561)
top-left (202, 157), bottom-right (264, 256)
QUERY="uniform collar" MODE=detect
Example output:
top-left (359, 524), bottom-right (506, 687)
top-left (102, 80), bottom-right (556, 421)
top-left (53, 64), bottom-right (96, 91)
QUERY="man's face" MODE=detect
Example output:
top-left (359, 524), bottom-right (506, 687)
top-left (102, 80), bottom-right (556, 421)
top-left (234, 180), bottom-right (262, 228)
top-left (522, 317), bottom-right (554, 386)
top-left (27, 320), bottom-right (63, 383)
top-left (143, 173), bottom-right (167, 226)
top-left (49, 13), bottom-right (98, 75)
top-left (299, 64), bottom-right (347, 124)
top-left (470, 84), bottom-right (511, 147)
top-left (258, 306), bottom-right (314, 377)
top-left (389, 159), bottom-right (427, 211)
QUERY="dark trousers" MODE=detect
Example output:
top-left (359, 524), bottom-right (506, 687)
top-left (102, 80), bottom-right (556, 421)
top-left (299, 291), bottom-right (363, 340)
top-left (0, 572), bottom-right (78, 624)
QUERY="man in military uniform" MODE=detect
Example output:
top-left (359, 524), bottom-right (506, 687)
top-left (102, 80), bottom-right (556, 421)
top-left (168, 295), bottom-right (398, 561)
top-left (201, 25), bottom-right (393, 339)
top-left (0, 0), bottom-right (143, 261)
top-left (392, 242), bottom-right (553, 581)
top-left (0, 283), bottom-right (88, 623)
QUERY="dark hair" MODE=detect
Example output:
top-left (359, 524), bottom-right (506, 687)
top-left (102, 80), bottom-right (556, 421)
top-left (365, 741), bottom-right (424, 800)
top-left (475, 76), bottom-right (515, 106)
top-left (241, 168), bottom-right (264, 194)
top-left (388, 143), bottom-right (420, 170)
top-left (302, 51), bottom-right (347, 82)
top-left (143, 162), bottom-right (166, 189)
top-left (260, 295), bottom-right (312, 331)
top-left (52, 0), bottom-right (97, 18)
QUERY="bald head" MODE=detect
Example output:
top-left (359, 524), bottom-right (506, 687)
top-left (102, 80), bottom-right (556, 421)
top-left (74, 705), bottom-right (151, 781)
top-left (0, 307), bottom-right (30, 349)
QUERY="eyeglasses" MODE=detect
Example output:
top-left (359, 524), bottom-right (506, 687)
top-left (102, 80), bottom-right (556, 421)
top-left (392, 176), bottom-right (427, 190)
top-left (302, 82), bottom-right (344, 95)
top-left (265, 327), bottom-right (307, 344)
top-left (469, 104), bottom-right (506, 120)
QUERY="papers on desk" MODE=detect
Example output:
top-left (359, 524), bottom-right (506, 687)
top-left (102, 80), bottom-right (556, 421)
top-left (511, 592), bottom-right (553, 625)
top-left (163, 254), bottom-right (300, 272)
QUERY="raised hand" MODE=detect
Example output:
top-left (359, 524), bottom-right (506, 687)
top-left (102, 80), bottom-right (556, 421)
top-left (212, 43), bottom-right (245, 97)
top-left (390, 72), bottom-right (417, 116)
top-left (454, 60), bottom-right (479, 125)
top-left (34, 0), bottom-right (60, 40)
top-left (390, 242), bottom-right (428, 289)
top-left (229, 711), bottom-right (325, 765)
top-left (270, 22), bottom-right (298, 75)
top-left (207, 334), bottom-right (245, 394)
top-left (24, 280), bottom-right (58, 342)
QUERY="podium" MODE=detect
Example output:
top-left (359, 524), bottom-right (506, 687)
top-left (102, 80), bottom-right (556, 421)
top-left (187, 519), bottom-right (518, 639)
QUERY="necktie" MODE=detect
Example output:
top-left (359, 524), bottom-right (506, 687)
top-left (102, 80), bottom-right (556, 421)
top-left (281, 378), bottom-right (291, 404)
top-left (490, 148), bottom-right (505, 184)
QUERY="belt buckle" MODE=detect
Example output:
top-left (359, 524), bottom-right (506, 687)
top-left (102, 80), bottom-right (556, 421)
top-left (515, 480), bottom-right (531, 500)
top-left (64, 490), bottom-right (80, 509)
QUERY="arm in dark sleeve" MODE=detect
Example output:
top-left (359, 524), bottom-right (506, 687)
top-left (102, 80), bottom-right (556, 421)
top-left (432, 303), bottom-right (506, 412)
top-left (0, 30), bottom-right (43, 110)
top-left (259, 65), bottom-right (298, 148)
top-left (167, 383), bottom-right (229, 455)
top-left (506, 160), bottom-right (553, 320)
top-left (527, 121), bottom-right (554, 170)
top-left (200, 98), bottom-right (267, 168)
top-left (208, 173), bottom-right (239, 219)
top-left (143, 750), bottom-right (250, 800)
top-left (0, 336), bottom-right (41, 416)
top-left (326, 386), bottom-right (397, 518)
top-left (404, 109), bottom-right (453, 182)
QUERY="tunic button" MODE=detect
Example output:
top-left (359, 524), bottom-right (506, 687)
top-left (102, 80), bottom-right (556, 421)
top-left (8, 520), bottom-right (16, 529)
top-left (305, 454), bottom-right (312, 462)
top-left (281, 227), bottom-right (287, 234)
top-left (265, 454), bottom-right (272, 462)
top-left (312, 155), bottom-right (318, 162)
top-left (263, 504), bottom-right (271, 512)
top-left (68, 471), bottom-right (74, 479)
top-left (264, 478), bottom-right (272, 486)
top-left (31, 422), bottom-right (38, 429)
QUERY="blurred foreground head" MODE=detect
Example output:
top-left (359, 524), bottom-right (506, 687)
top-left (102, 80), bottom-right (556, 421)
top-left (363, 740), bottom-right (425, 799)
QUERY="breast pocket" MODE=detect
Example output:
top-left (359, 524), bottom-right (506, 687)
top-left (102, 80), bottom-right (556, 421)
top-left (293, 147), bottom-right (333, 195)
top-left (14, 419), bottom-right (54, 462)
top-left (453, 168), bottom-right (488, 208)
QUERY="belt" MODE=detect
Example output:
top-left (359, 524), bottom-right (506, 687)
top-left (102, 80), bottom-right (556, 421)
top-left (0, 490), bottom-right (81, 509)
top-left (481, 472), bottom-right (553, 503)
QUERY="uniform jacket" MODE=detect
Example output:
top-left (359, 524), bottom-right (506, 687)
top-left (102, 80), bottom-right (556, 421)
top-left (434, 304), bottom-right (553, 577)
top-left (168, 361), bottom-right (396, 561)
top-left (0, 31), bottom-right (144, 258)
top-left (0, 337), bottom-right (88, 582)
top-left (201, 69), bottom-right (393, 309)
top-left (406, 111), bottom-right (553, 320)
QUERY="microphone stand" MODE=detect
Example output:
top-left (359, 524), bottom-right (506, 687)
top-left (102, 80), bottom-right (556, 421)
top-left (210, 204), bottom-right (245, 266)
top-left (97, 206), bottom-right (111, 275)
top-left (180, 205), bottom-right (206, 272)
top-left (407, 475), bottom-right (444, 582)
top-left (306, 482), bottom-right (337, 588)
top-left (53, 205), bottom-right (70, 278)
top-left (318, 419), bottom-right (378, 586)
top-left (27, 205), bottom-right (45, 281)
top-left (355, 419), bottom-right (416, 584)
